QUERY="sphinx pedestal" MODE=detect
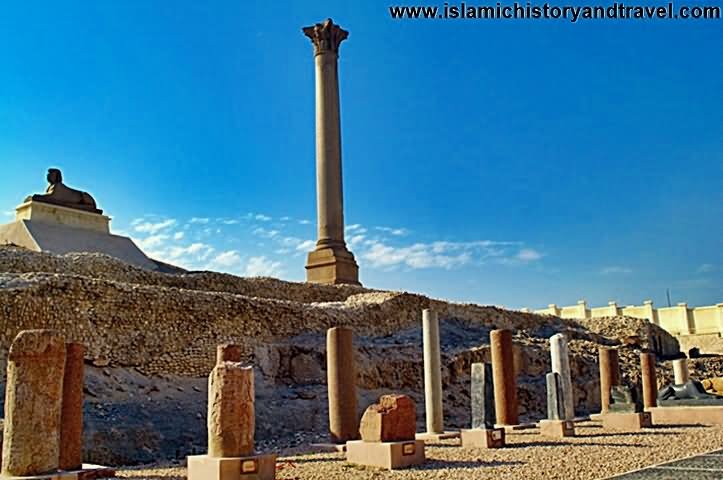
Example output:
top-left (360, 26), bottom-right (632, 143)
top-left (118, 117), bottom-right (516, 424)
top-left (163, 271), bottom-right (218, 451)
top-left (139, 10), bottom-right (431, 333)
top-left (646, 406), bottom-right (723, 425)
top-left (600, 412), bottom-right (652, 431)
top-left (187, 454), bottom-right (276, 480)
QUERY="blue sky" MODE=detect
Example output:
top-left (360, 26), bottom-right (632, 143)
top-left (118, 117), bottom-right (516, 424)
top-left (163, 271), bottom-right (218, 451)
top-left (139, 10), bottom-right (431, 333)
top-left (0, 1), bottom-right (720, 309)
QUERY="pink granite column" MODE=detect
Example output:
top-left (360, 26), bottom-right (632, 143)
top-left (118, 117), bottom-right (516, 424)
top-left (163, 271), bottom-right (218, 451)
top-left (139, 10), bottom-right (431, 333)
top-left (60, 343), bottom-right (86, 471)
top-left (640, 352), bottom-right (657, 409)
top-left (598, 347), bottom-right (620, 413)
top-left (490, 329), bottom-right (518, 426)
top-left (327, 326), bottom-right (358, 443)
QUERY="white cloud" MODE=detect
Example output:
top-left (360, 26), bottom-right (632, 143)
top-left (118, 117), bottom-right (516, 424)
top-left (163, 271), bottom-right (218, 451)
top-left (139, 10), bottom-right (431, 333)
top-left (209, 250), bottom-right (242, 268)
top-left (601, 266), bottom-right (633, 275)
top-left (221, 219), bottom-right (239, 225)
top-left (517, 248), bottom-right (543, 262)
top-left (168, 243), bottom-right (214, 260)
top-left (189, 217), bottom-right (210, 224)
top-left (697, 263), bottom-right (716, 274)
top-left (298, 219), bottom-right (312, 225)
top-left (134, 234), bottom-right (169, 250)
top-left (255, 214), bottom-right (271, 222)
top-left (173, 231), bottom-right (184, 240)
top-left (362, 241), bottom-right (472, 270)
top-left (252, 227), bottom-right (279, 239)
top-left (243, 256), bottom-right (284, 277)
top-left (133, 219), bottom-right (176, 234)
top-left (376, 226), bottom-right (409, 236)
top-left (3, 211), bottom-right (14, 217)
top-left (280, 216), bottom-right (291, 221)
top-left (349, 234), bottom-right (366, 248)
top-left (296, 239), bottom-right (316, 251)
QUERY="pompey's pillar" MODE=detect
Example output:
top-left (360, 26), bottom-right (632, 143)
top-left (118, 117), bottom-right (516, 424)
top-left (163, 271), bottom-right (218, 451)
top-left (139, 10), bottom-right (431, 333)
top-left (302, 19), bottom-right (360, 286)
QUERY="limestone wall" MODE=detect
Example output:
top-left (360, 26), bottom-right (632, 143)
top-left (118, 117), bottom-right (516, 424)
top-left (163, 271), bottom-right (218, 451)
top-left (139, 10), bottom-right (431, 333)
top-left (531, 299), bottom-right (723, 354)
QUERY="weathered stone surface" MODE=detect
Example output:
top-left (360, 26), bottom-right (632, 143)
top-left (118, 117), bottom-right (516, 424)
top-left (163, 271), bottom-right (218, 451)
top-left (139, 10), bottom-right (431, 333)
top-left (216, 344), bottom-right (241, 364)
top-left (2, 329), bottom-right (66, 477)
top-left (491, 329), bottom-right (518, 425)
top-left (640, 352), bottom-right (657, 409)
top-left (550, 333), bottom-right (574, 420)
top-left (60, 342), bottom-right (86, 471)
top-left (702, 377), bottom-right (723, 395)
top-left (598, 347), bottom-right (620, 413)
top-left (207, 362), bottom-right (254, 457)
top-left (673, 358), bottom-right (689, 384)
top-left (546, 372), bottom-right (564, 421)
top-left (471, 363), bottom-right (495, 429)
top-left (359, 395), bottom-right (416, 442)
top-left (422, 309), bottom-right (443, 434)
top-left (326, 326), bottom-right (358, 442)
top-left (609, 385), bottom-right (642, 413)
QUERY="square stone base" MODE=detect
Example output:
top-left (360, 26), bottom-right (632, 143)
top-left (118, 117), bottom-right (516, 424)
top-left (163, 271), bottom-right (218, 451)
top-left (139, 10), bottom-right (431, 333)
top-left (346, 440), bottom-right (425, 470)
top-left (415, 431), bottom-right (460, 443)
top-left (600, 412), bottom-right (652, 431)
top-left (0, 465), bottom-right (115, 480)
top-left (538, 419), bottom-right (575, 438)
top-left (187, 454), bottom-right (276, 480)
top-left (646, 406), bottom-right (723, 425)
top-left (460, 428), bottom-right (505, 448)
top-left (306, 246), bottom-right (360, 286)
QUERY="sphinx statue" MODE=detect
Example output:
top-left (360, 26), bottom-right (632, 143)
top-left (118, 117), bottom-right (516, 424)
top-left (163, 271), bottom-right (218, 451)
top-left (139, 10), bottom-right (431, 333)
top-left (657, 380), bottom-right (723, 406)
top-left (25, 169), bottom-right (102, 214)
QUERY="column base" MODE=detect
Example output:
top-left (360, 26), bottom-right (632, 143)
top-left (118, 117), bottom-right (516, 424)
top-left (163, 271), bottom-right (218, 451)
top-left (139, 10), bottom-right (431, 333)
top-left (415, 431), bottom-right (460, 443)
top-left (0, 465), bottom-right (115, 480)
top-left (187, 454), bottom-right (276, 480)
top-left (305, 246), bottom-right (360, 286)
top-left (538, 419), bottom-right (576, 438)
top-left (460, 428), bottom-right (505, 448)
top-left (600, 412), bottom-right (652, 431)
top-left (346, 440), bottom-right (424, 470)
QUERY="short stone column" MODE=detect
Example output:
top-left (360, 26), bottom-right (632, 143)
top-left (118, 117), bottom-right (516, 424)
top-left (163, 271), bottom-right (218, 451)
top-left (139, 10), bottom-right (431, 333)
top-left (490, 329), bottom-right (518, 426)
top-left (539, 372), bottom-right (575, 437)
top-left (60, 342), bottom-right (86, 471)
top-left (640, 352), bottom-right (657, 409)
top-left (207, 362), bottom-right (254, 457)
top-left (471, 363), bottom-right (496, 429)
top-left (2, 330), bottom-right (66, 477)
top-left (326, 326), bottom-right (358, 443)
top-left (422, 309), bottom-right (444, 434)
top-left (550, 333), bottom-right (574, 420)
top-left (673, 358), bottom-right (689, 385)
top-left (598, 347), bottom-right (620, 413)
top-left (216, 344), bottom-right (242, 364)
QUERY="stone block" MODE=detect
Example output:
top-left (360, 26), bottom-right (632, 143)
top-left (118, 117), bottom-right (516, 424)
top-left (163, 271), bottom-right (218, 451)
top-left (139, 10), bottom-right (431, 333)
top-left (305, 247), bottom-right (360, 286)
top-left (345, 440), bottom-right (424, 470)
top-left (538, 419), bottom-right (575, 438)
top-left (415, 431), bottom-right (460, 443)
top-left (460, 428), bottom-right (505, 448)
top-left (646, 406), bottom-right (723, 425)
top-left (600, 412), bottom-right (652, 431)
top-left (187, 454), bottom-right (276, 480)
top-left (360, 395), bottom-right (416, 442)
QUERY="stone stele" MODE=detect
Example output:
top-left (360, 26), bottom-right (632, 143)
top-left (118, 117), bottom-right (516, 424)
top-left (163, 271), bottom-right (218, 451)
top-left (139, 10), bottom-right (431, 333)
top-left (1, 329), bottom-right (66, 477)
top-left (359, 394), bottom-right (416, 443)
top-left (207, 362), bottom-right (255, 457)
top-left (59, 342), bottom-right (86, 471)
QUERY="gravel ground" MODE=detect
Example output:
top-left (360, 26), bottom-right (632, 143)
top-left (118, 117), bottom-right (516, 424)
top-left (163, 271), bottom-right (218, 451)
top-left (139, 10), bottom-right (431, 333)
top-left (112, 422), bottom-right (723, 480)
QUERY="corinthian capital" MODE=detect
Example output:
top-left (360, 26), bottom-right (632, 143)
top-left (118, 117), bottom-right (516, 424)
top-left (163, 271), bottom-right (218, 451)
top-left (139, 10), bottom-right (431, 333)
top-left (302, 18), bottom-right (349, 56)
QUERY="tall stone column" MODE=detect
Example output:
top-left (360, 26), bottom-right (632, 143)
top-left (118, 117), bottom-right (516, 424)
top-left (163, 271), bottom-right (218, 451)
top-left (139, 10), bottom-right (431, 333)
top-left (640, 352), bottom-right (657, 409)
top-left (326, 326), bottom-right (358, 443)
top-left (490, 329), bottom-right (518, 426)
top-left (207, 362), bottom-right (254, 457)
top-left (550, 334), bottom-right (574, 420)
top-left (422, 309), bottom-right (444, 434)
top-left (60, 343), bottom-right (86, 471)
top-left (303, 18), bottom-right (360, 286)
top-left (598, 347), bottom-right (620, 413)
top-left (672, 358), bottom-right (689, 385)
top-left (2, 330), bottom-right (66, 477)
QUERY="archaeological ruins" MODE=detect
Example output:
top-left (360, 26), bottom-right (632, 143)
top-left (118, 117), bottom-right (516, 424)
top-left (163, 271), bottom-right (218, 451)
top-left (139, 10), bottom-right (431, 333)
top-left (0, 15), bottom-right (720, 480)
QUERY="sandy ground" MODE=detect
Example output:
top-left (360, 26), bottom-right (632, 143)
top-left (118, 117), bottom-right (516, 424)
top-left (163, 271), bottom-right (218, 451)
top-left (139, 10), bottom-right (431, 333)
top-left (111, 422), bottom-right (723, 480)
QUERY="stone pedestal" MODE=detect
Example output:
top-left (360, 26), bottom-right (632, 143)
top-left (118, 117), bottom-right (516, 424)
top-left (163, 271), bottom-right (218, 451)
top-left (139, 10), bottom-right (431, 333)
top-left (600, 412), bottom-right (652, 431)
top-left (59, 343), bottom-right (85, 471)
top-left (345, 440), bottom-right (424, 470)
top-left (640, 352), bottom-right (657, 409)
top-left (598, 347), bottom-right (620, 414)
top-left (302, 18), bottom-right (359, 286)
top-left (0, 464), bottom-right (115, 480)
top-left (490, 329), bottom-right (518, 426)
top-left (646, 406), bottom-right (723, 425)
top-left (2, 330), bottom-right (66, 477)
top-left (187, 454), bottom-right (276, 480)
top-left (421, 309), bottom-right (444, 436)
top-left (550, 334), bottom-right (574, 420)
top-left (326, 326), bottom-right (358, 443)
top-left (460, 428), bottom-right (505, 448)
top-left (673, 358), bottom-right (689, 385)
top-left (216, 344), bottom-right (242, 364)
top-left (538, 420), bottom-right (575, 438)
top-left (15, 201), bottom-right (110, 233)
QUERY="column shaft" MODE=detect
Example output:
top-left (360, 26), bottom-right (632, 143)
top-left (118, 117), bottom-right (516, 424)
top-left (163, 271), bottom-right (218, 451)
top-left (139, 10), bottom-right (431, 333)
top-left (327, 326), bottom-right (358, 442)
top-left (673, 358), bottom-right (689, 384)
top-left (598, 347), bottom-right (620, 413)
top-left (422, 309), bottom-right (444, 434)
top-left (490, 329), bottom-right (518, 426)
top-left (60, 343), bottom-right (85, 471)
top-left (550, 334), bottom-right (574, 420)
top-left (640, 352), bottom-right (657, 409)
